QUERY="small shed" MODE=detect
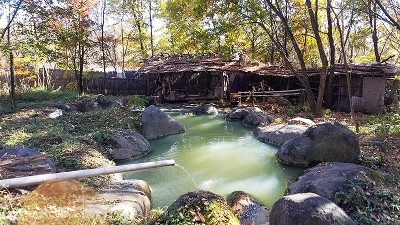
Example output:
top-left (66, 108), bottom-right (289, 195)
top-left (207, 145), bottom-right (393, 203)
top-left (329, 63), bottom-right (398, 114)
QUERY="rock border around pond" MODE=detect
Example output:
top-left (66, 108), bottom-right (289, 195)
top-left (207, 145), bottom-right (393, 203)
top-left (141, 105), bottom-right (186, 140)
top-left (287, 162), bottom-right (375, 200)
top-left (269, 192), bottom-right (356, 225)
top-left (277, 122), bottom-right (360, 167)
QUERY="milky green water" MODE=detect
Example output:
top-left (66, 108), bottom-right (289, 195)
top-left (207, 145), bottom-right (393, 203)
top-left (121, 113), bottom-right (303, 208)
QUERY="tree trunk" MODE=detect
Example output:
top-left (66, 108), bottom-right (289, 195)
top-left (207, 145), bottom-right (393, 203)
top-left (9, 49), bottom-right (16, 108)
top-left (257, 20), bottom-right (317, 112)
top-left (368, 0), bottom-right (380, 62)
top-left (149, 0), bottom-right (154, 57)
top-left (305, 0), bottom-right (329, 117)
top-left (78, 44), bottom-right (85, 95)
top-left (388, 78), bottom-right (399, 110)
top-left (326, 0), bottom-right (335, 109)
top-left (7, 20), bottom-right (15, 108)
top-left (336, 9), bottom-right (355, 123)
top-left (132, 3), bottom-right (145, 57)
top-left (43, 64), bottom-right (48, 89)
top-left (101, 0), bottom-right (107, 93)
top-left (121, 20), bottom-right (125, 77)
top-left (263, 0), bottom-right (318, 112)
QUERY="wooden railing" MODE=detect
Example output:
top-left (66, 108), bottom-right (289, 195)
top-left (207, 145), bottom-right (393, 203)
top-left (230, 89), bottom-right (305, 105)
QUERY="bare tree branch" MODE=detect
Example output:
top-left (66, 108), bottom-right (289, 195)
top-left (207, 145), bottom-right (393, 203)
top-left (0, 0), bottom-right (25, 39)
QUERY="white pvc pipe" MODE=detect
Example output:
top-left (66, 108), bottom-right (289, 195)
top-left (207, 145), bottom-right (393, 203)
top-left (0, 159), bottom-right (175, 188)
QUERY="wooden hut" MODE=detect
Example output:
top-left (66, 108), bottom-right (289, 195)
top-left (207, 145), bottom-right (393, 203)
top-left (328, 63), bottom-right (398, 114)
top-left (137, 54), bottom-right (320, 102)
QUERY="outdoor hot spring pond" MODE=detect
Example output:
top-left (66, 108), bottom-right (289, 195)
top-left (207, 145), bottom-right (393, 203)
top-left (120, 112), bottom-right (303, 208)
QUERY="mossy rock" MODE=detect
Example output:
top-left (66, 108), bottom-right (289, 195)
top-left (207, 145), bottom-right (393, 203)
top-left (159, 190), bottom-right (240, 225)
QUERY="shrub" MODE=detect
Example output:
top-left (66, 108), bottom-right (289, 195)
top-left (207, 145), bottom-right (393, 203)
top-left (127, 95), bottom-right (148, 109)
top-left (334, 183), bottom-right (400, 225)
top-left (371, 113), bottom-right (400, 139)
top-left (285, 105), bottom-right (297, 117)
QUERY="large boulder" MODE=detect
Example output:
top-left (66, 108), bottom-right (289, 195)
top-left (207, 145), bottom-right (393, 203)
top-left (85, 180), bottom-right (151, 220)
top-left (160, 190), bottom-right (240, 224)
top-left (254, 125), bottom-right (308, 146)
top-left (227, 191), bottom-right (270, 225)
top-left (269, 193), bottom-right (356, 225)
top-left (191, 104), bottom-right (219, 116)
top-left (110, 132), bottom-right (151, 160)
top-left (227, 108), bottom-right (250, 120)
top-left (141, 105), bottom-right (185, 140)
top-left (287, 162), bottom-right (374, 200)
top-left (277, 122), bottom-right (360, 166)
top-left (0, 148), bottom-right (56, 178)
top-left (242, 113), bottom-right (273, 128)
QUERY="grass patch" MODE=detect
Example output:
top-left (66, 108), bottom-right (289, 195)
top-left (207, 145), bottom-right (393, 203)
top-left (0, 91), bottom-right (141, 174)
top-left (1, 91), bottom-right (145, 224)
top-left (0, 89), bottom-right (80, 114)
top-left (16, 88), bottom-right (81, 103)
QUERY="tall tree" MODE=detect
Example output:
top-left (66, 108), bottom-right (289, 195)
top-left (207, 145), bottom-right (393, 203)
top-left (149, 0), bottom-right (154, 57)
top-left (326, 0), bottom-right (335, 108)
top-left (367, 0), bottom-right (381, 62)
top-left (333, 2), bottom-right (357, 124)
top-left (101, 0), bottom-right (107, 78)
top-left (305, 0), bottom-right (329, 116)
top-left (51, 0), bottom-right (96, 95)
top-left (255, 0), bottom-right (318, 114)
top-left (7, 0), bottom-right (16, 108)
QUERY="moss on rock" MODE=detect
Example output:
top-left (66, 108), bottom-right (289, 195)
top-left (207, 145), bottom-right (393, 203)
top-left (158, 190), bottom-right (240, 225)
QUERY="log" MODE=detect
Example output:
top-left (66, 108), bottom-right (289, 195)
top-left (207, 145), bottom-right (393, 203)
top-left (0, 154), bottom-right (49, 168)
top-left (6, 165), bottom-right (52, 172)
top-left (0, 160), bottom-right (175, 188)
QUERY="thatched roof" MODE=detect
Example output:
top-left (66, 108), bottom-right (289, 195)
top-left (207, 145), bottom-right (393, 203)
top-left (334, 63), bottom-right (399, 78)
top-left (137, 54), bottom-right (320, 77)
top-left (137, 54), bottom-right (237, 74)
top-left (137, 55), bottom-right (398, 78)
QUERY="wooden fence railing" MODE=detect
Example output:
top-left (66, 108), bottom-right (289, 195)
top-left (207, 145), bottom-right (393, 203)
top-left (230, 89), bottom-right (306, 105)
top-left (86, 77), bottom-right (153, 95)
